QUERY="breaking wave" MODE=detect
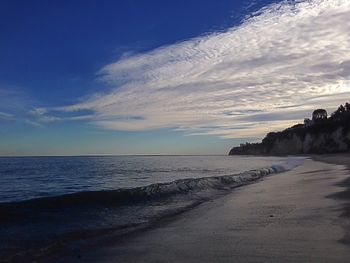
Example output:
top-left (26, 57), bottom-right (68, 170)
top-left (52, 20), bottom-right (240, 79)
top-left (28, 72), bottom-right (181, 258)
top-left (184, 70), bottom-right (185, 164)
top-left (0, 157), bottom-right (304, 262)
top-left (0, 160), bottom-right (300, 214)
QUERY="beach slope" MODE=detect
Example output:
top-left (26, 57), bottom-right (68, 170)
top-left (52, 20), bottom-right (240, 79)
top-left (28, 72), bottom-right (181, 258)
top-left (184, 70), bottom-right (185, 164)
top-left (53, 158), bottom-right (350, 263)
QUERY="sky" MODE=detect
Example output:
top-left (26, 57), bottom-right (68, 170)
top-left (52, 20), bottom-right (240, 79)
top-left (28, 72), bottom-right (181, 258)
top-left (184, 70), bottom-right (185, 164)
top-left (1, 0), bottom-right (350, 156)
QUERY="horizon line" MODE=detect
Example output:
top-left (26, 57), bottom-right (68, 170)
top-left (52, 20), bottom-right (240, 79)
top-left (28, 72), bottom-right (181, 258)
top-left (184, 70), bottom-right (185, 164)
top-left (0, 154), bottom-right (229, 158)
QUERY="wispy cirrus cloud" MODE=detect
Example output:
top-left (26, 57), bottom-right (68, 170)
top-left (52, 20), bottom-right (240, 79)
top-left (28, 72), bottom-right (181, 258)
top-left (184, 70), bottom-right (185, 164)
top-left (39, 0), bottom-right (350, 138)
top-left (0, 85), bottom-right (36, 123)
top-left (0, 111), bottom-right (13, 119)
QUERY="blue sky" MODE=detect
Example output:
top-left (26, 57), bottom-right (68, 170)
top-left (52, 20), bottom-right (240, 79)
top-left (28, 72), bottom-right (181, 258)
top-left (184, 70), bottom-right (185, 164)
top-left (1, 0), bottom-right (350, 155)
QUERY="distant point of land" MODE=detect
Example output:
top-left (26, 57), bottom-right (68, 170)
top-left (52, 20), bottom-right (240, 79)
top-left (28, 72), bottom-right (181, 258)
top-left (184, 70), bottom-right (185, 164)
top-left (229, 103), bottom-right (350, 155)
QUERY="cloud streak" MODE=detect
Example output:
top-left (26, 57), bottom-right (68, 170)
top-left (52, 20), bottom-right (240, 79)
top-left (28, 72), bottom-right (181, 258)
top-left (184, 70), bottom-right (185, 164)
top-left (41, 0), bottom-right (350, 138)
top-left (0, 111), bottom-right (13, 119)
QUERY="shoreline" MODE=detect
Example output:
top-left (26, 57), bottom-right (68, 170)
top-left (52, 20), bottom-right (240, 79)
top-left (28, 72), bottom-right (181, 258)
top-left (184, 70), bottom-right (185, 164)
top-left (1, 156), bottom-right (294, 262)
top-left (311, 153), bottom-right (350, 167)
top-left (50, 155), bottom-right (350, 262)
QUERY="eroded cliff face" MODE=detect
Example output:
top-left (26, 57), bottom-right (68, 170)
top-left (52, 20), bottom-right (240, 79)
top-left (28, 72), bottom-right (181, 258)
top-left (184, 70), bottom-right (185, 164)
top-left (229, 126), bottom-right (350, 156)
top-left (267, 128), bottom-right (349, 155)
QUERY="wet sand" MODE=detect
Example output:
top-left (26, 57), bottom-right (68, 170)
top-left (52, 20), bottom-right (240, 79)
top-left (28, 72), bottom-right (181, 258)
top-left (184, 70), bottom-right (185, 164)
top-left (53, 157), bottom-right (350, 263)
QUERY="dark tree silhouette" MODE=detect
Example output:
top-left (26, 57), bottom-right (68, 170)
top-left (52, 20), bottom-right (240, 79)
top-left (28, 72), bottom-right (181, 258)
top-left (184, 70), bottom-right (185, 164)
top-left (331, 103), bottom-right (350, 120)
top-left (312, 109), bottom-right (327, 121)
top-left (345, 103), bottom-right (350, 112)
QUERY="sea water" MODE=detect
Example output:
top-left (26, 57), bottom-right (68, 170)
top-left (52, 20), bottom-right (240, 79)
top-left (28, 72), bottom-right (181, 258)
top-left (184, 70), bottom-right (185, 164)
top-left (0, 155), bottom-right (304, 260)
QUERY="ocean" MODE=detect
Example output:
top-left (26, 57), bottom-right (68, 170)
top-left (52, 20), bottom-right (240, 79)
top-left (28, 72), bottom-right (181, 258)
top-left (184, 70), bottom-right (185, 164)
top-left (0, 155), bottom-right (304, 261)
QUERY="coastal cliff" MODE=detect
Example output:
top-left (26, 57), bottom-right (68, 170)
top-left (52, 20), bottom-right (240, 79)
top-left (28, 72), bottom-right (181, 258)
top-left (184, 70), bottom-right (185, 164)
top-left (229, 103), bottom-right (350, 155)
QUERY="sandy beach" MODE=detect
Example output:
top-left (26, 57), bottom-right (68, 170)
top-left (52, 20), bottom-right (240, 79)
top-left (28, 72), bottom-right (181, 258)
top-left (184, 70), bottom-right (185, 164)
top-left (51, 156), bottom-right (350, 263)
